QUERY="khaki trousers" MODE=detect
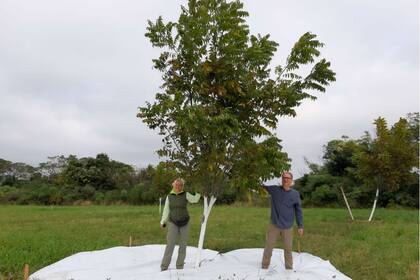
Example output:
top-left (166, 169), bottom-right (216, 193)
top-left (262, 223), bottom-right (293, 269)
top-left (161, 221), bottom-right (189, 270)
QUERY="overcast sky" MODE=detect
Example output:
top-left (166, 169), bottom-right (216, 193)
top-left (0, 0), bottom-right (418, 179)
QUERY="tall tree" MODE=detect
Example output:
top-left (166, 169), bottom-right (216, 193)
top-left (38, 155), bottom-right (69, 182)
top-left (138, 0), bottom-right (335, 266)
top-left (354, 116), bottom-right (418, 220)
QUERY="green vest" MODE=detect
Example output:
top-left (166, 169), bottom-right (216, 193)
top-left (168, 192), bottom-right (190, 227)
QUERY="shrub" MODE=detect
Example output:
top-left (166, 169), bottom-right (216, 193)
top-left (81, 185), bottom-right (96, 200)
top-left (311, 184), bottom-right (339, 206)
top-left (0, 186), bottom-right (22, 204)
top-left (128, 184), bottom-right (143, 205)
top-left (104, 190), bottom-right (121, 204)
top-left (94, 192), bottom-right (105, 204)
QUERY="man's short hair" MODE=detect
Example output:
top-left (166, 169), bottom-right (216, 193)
top-left (282, 171), bottom-right (293, 179)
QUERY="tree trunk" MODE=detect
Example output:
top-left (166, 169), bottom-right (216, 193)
top-left (194, 195), bottom-right (217, 268)
top-left (368, 188), bottom-right (379, 222)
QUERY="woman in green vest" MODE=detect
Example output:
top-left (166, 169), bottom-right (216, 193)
top-left (160, 178), bottom-right (201, 271)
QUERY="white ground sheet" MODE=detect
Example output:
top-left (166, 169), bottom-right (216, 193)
top-left (30, 245), bottom-right (351, 280)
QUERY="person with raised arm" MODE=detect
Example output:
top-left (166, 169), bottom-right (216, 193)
top-left (160, 178), bottom-right (201, 271)
top-left (261, 171), bottom-right (304, 270)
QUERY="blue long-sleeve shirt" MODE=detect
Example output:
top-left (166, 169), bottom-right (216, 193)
top-left (263, 185), bottom-right (303, 229)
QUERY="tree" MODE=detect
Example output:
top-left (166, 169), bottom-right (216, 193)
top-left (138, 0), bottom-right (335, 266)
top-left (407, 112), bottom-right (419, 158)
top-left (0, 159), bottom-right (36, 183)
top-left (354, 116), bottom-right (418, 220)
top-left (61, 154), bottom-right (135, 191)
top-left (38, 156), bottom-right (68, 179)
top-left (407, 112), bottom-right (419, 138)
top-left (323, 136), bottom-right (359, 177)
top-left (355, 117), bottom-right (418, 192)
top-left (0, 159), bottom-right (13, 185)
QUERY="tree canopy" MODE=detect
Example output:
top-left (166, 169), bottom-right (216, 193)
top-left (354, 116), bottom-right (418, 192)
top-left (138, 0), bottom-right (336, 196)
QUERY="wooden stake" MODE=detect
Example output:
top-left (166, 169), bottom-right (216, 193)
top-left (340, 187), bottom-right (354, 221)
top-left (297, 239), bottom-right (301, 254)
top-left (129, 236), bottom-right (132, 247)
top-left (23, 264), bottom-right (29, 280)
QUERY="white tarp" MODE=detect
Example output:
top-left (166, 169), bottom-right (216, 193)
top-left (30, 245), bottom-right (351, 280)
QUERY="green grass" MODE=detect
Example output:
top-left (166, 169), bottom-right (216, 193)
top-left (0, 205), bottom-right (418, 280)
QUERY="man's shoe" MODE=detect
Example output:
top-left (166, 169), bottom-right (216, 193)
top-left (161, 267), bottom-right (168, 271)
top-left (285, 267), bottom-right (293, 270)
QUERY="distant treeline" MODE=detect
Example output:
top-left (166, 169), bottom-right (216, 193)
top-left (0, 154), bottom-right (237, 205)
top-left (0, 113), bottom-right (418, 207)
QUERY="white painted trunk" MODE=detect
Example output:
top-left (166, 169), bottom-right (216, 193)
top-left (368, 188), bottom-right (379, 222)
top-left (340, 187), bottom-right (354, 221)
top-left (194, 195), bottom-right (217, 268)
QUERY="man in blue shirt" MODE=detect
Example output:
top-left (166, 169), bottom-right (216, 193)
top-left (261, 171), bottom-right (304, 270)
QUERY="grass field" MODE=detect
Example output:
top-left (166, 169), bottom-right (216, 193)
top-left (0, 205), bottom-right (418, 280)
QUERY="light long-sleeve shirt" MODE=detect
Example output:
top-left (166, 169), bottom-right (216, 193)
top-left (160, 191), bottom-right (201, 225)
